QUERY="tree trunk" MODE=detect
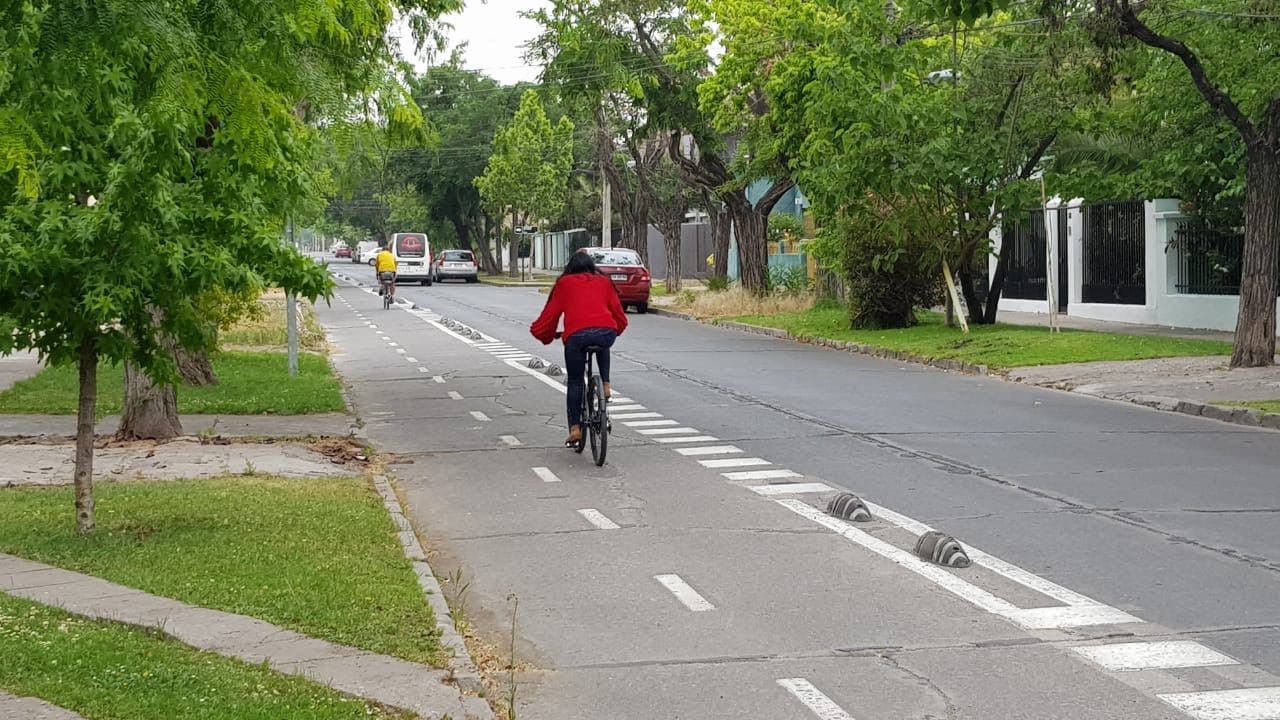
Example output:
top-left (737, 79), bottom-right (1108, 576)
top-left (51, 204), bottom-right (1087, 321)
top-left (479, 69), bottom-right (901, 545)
top-left (74, 337), bottom-right (97, 535)
top-left (509, 209), bottom-right (519, 278)
top-left (706, 199), bottom-right (731, 281)
top-left (957, 260), bottom-right (986, 325)
top-left (661, 222), bottom-right (683, 293)
top-left (177, 347), bottom-right (217, 386)
top-left (119, 362), bottom-right (183, 439)
top-left (983, 231), bottom-right (1015, 324)
top-left (727, 197), bottom-right (768, 294)
top-left (1232, 144), bottom-right (1280, 367)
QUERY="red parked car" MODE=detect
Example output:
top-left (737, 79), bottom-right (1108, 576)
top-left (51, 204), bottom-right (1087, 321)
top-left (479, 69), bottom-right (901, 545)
top-left (334, 246), bottom-right (351, 258)
top-left (584, 247), bottom-right (651, 313)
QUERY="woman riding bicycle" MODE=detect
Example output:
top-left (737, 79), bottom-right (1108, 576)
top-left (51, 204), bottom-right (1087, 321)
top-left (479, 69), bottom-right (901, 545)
top-left (531, 251), bottom-right (628, 447)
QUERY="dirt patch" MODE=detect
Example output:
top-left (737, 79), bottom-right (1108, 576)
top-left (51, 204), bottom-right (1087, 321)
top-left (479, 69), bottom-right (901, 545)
top-left (0, 437), bottom-right (363, 488)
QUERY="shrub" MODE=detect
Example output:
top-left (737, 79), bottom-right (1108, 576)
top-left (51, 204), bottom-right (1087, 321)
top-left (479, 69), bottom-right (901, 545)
top-left (707, 276), bottom-right (730, 292)
top-left (767, 263), bottom-right (810, 295)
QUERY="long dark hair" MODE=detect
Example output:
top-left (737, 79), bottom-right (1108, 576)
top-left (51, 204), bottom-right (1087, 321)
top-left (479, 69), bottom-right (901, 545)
top-left (562, 250), bottom-right (598, 276)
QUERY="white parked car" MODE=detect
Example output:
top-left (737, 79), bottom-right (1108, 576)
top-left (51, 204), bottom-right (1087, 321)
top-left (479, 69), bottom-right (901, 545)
top-left (354, 240), bottom-right (379, 264)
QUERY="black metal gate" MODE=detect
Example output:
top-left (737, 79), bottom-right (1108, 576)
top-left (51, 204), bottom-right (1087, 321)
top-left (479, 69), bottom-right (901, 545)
top-left (1056, 208), bottom-right (1069, 312)
top-left (1002, 210), bottom-right (1047, 300)
top-left (1081, 201), bottom-right (1145, 304)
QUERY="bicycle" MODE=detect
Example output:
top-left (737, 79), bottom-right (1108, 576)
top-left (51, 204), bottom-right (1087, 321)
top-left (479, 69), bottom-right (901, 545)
top-left (559, 334), bottom-right (610, 466)
top-left (380, 272), bottom-right (395, 309)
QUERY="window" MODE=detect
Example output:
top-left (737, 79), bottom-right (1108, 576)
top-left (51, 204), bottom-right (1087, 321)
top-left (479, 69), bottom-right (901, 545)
top-left (395, 234), bottom-right (426, 258)
top-left (591, 250), bottom-right (641, 266)
top-left (442, 251), bottom-right (473, 262)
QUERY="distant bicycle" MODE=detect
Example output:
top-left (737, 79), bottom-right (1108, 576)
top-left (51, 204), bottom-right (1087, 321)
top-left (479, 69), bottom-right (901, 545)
top-left (380, 271), bottom-right (395, 309)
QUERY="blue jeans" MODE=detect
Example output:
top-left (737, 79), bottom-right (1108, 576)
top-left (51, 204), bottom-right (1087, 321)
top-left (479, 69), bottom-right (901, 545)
top-left (565, 328), bottom-right (616, 428)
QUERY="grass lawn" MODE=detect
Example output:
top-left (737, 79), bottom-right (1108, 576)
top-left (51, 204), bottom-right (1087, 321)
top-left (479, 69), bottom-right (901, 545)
top-left (0, 595), bottom-right (414, 720)
top-left (0, 351), bottom-right (344, 415)
top-left (729, 306), bottom-right (1233, 368)
top-left (1222, 399), bottom-right (1280, 414)
top-left (0, 476), bottom-right (442, 666)
top-left (220, 295), bottom-right (327, 351)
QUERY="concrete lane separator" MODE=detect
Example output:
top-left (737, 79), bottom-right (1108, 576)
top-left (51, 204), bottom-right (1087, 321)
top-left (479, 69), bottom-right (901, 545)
top-left (777, 678), bottom-right (858, 720)
top-left (653, 574), bottom-right (715, 612)
top-left (776, 498), bottom-right (1143, 631)
top-left (577, 509), bottom-right (621, 530)
top-left (532, 467), bottom-right (562, 483)
top-left (371, 477), bottom-right (490, 703)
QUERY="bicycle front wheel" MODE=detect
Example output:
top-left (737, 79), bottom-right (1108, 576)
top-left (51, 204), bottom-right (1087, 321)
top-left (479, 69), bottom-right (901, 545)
top-left (587, 374), bottom-right (608, 466)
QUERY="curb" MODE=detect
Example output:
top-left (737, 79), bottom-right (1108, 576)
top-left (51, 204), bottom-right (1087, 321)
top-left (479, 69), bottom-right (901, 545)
top-left (371, 476), bottom-right (490, 706)
top-left (648, 306), bottom-right (697, 321)
top-left (1069, 391), bottom-right (1280, 431)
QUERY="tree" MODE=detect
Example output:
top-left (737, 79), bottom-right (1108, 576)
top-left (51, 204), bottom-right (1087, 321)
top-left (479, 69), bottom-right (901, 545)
top-left (475, 91), bottom-right (576, 276)
top-left (531, 0), bottom-right (793, 293)
top-left (930, 0), bottom-right (1280, 366)
top-left (0, 0), bottom-right (454, 532)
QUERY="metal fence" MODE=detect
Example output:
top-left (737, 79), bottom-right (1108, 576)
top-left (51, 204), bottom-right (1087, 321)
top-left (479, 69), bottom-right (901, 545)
top-left (1081, 201), bottom-right (1145, 304)
top-left (1001, 210), bottom-right (1047, 300)
top-left (1171, 220), bottom-right (1243, 295)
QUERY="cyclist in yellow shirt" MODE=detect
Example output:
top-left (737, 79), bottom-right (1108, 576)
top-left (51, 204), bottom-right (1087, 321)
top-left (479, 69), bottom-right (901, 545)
top-left (375, 244), bottom-right (397, 299)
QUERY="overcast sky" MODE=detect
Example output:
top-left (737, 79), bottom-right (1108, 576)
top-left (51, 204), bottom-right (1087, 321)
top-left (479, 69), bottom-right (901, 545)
top-left (400, 1), bottom-right (549, 86)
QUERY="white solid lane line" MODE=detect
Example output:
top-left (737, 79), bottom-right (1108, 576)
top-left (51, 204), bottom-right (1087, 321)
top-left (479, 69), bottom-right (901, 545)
top-left (1159, 687), bottom-right (1280, 720)
top-left (500, 435), bottom-right (522, 447)
top-left (654, 574), bottom-right (715, 612)
top-left (448, 391), bottom-right (464, 400)
top-left (655, 435), bottom-right (720, 443)
top-left (1072, 641), bottom-right (1238, 672)
top-left (470, 411), bottom-right (491, 422)
top-left (676, 445), bottom-right (744, 456)
top-left (532, 467), bottom-right (561, 483)
top-left (747, 482), bottom-right (835, 496)
top-left (637, 427), bottom-right (701, 435)
top-left (577, 509), bottom-right (621, 530)
top-left (724, 469), bottom-right (803, 481)
top-left (623, 420), bottom-right (680, 427)
top-left (612, 412), bottom-right (662, 420)
top-left (777, 679), bottom-right (857, 720)
top-left (699, 457), bottom-right (772, 469)
top-left (504, 359), bottom-right (568, 394)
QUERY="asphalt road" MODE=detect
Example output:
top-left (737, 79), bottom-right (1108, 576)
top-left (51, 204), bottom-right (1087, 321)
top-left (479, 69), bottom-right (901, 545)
top-left (319, 259), bottom-right (1280, 720)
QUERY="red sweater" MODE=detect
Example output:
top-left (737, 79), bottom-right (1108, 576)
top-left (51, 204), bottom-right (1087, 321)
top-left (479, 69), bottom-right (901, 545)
top-left (530, 273), bottom-right (629, 345)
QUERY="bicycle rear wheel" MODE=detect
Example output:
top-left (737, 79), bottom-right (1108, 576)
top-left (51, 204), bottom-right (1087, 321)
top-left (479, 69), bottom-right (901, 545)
top-left (587, 373), bottom-right (608, 466)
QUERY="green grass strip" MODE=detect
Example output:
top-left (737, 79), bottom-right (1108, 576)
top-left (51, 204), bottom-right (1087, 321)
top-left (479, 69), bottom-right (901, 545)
top-left (0, 477), bottom-right (441, 666)
top-left (729, 307), bottom-right (1232, 368)
top-left (0, 594), bottom-right (413, 720)
top-left (0, 351), bottom-right (344, 416)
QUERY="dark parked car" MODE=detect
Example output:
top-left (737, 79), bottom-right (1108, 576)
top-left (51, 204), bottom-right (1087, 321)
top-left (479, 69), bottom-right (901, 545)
top-left (431, 249), bottom-right (479, 283)
top-left (584, 247), bottom-right (651, 313)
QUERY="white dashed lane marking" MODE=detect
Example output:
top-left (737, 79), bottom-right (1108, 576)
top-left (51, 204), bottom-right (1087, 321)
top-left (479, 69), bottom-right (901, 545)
top-left (1072, 641), bottom-right (1238, 672)
top-left (746, 482), bottom-right (835, 496)
top-left (500, 435), bottom-right (523, 447)
top-left (654, 574), bottom-right (715, 612)
top-left (636, 427), bottom-right (701, 436)
top-left (699, 457), bottom-right (772, 469)
top-left (448, 391), bottom-right (464, 400)
top-left (532, 467), bottom-right (561, 483)
top-left (418, 367), bottom-right (430, 373)
top-left (623, 420), bottom-right (680, 428)
top-left (777, 679), bottom-right (857, 720)
top-left (654, 436), bottom-right (719, 444)
top-left (676, 446), bottom-right (743, 456)
top-left (1159, 687), bottom-right (1280, 720)
top-left (577, 509), bottom-right (621, 530)
top-left (724, 469), bottom-right (803, 481)
top-left (612, 412), bottom-right (662, 420)
top-left (470, 411), bottom-right (491, 422)
top-left (406, 356), bottom-right (418, 363)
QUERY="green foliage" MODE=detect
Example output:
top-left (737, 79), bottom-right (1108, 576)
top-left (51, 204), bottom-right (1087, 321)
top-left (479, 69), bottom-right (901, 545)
top-left (813, 206), bottom-right (943, 329)
top-left (475, 90), bottom-right (576, 227)
top-left (0, 352), bottom-right (344, 416)
top-left (0, 476), bottom-right (444, 665)
top-left (767, 263), bottom-right (809, 295)
top-left (768, 214), bottom-right (804, 245)
top-left (707, 276), bottom-right (730, 292)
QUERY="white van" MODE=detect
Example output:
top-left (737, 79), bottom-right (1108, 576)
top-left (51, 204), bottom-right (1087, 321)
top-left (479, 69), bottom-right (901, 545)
top-left (389, 232), bottom-right (432, 285)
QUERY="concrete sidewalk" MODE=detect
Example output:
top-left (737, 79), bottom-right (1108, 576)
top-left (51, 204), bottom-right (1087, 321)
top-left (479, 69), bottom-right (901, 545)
top-left (0, 692), bottom-right (85, 720)
top-left (0, 351), bottom-right (42, 394)
top-left (0, 554), bottom-right (488, 720)
top-left (996, 309), bottom-right (1235, 342)
top-left (0, 412), bottom-right (356, 439)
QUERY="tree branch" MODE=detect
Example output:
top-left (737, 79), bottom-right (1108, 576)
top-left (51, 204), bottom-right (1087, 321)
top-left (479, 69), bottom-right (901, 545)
top-left (1110, 0), bottom-right (1260, 146)
top-left (1019, 131), bottom-right (1058, 180)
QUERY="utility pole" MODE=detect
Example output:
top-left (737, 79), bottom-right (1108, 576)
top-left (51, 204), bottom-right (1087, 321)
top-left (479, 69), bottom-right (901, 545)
top-left (286, 217), bottom-right (299, 377)
top-left (601, 163), bottom-right (613, 248)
